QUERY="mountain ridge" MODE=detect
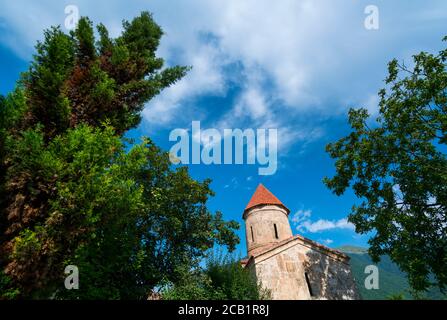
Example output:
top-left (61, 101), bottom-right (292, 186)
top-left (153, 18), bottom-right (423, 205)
top-left (336, 245), bottom-right (445, 300)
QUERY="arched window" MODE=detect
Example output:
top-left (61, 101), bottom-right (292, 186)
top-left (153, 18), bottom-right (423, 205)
top-left (274, 223), bottom-right (279, 239)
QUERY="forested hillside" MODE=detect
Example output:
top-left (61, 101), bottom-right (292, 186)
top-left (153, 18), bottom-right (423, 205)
top-left (338, 246), bottom-right (446, 300)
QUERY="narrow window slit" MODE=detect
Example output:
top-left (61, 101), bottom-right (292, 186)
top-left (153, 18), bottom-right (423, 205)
top-left (305, 272), bottom-right (314, 297)
top-left (274, 223), bottom-right (279, 239)
top-left (250, 226), bottom-right (254, 242)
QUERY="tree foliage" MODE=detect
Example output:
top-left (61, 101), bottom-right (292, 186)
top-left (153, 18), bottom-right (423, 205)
top-left (0, 12), bottom-right (239, 299)
top-left (324, 37), bottom-right (447, 293)
top-left (23, 13), bottom-right (187, 139)
top-left (162, 253), bottom-right (270, 300)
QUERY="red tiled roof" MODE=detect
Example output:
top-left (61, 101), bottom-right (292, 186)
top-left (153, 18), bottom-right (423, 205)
top-left (244, 184), bottom-right (289, 214)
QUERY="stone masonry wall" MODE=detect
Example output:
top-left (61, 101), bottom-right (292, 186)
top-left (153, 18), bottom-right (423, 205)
top-left (249, 237), bottom-right (360, 300)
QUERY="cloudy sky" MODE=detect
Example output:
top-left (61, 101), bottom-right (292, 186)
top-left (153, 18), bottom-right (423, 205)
top-left (1, 0), bottom-right (446, 255)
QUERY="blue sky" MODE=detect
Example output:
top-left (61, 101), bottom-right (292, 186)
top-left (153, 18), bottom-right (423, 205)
top-left (1, 0), bottom-right (447, 257)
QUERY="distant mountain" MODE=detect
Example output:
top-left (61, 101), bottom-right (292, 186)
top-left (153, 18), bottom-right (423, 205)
top-left (337, 245), bottom-right (446, 300)
top-left (336, 245), bottom-right (368, 254)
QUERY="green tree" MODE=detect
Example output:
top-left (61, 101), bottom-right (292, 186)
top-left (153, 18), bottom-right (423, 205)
top-left (324, 37), bottom-right (447, 293)
top-left (0, 12), bottom-right (239, 299)
top-left (387, 293), bottom-right (405, 300)
top-left (162, 253), bottom-right (270, 300)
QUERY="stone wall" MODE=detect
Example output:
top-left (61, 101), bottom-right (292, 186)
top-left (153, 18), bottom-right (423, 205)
top-left (248, 236), bottom-right (360, 300)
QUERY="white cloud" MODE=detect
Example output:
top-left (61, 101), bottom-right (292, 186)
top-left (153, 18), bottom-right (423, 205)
top-left (291, 209), bottom-right (312, 223)
top-left (143, 36), bottom-right (228, 128)
top-left (2, 0), bottom-right (447, 142)
top-left (300, 218), bottom-right (355, 233)
top-left (141, 0), bottom-right (447, 150)
top-left (292, 209), bottom-right (355, 233)
top-left (234, 86), bottom-right (268, 120)
top-left (223, 177), bottom-right (239, 190)
top-left (318, 238), bottom-right (334, 245)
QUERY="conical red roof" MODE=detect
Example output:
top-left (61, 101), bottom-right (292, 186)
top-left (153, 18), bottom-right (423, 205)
top-left (244, 184), bottom-right (289, 214)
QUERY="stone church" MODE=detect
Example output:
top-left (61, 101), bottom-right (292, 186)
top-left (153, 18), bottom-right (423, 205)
top-left (241, 184), bottom-right (360, 300)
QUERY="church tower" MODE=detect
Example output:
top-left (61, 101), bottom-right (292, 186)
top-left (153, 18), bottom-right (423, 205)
top-left (243, 184), bottom-right (293, 256)
top-left (242, 184), bottom-right (360, 300)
